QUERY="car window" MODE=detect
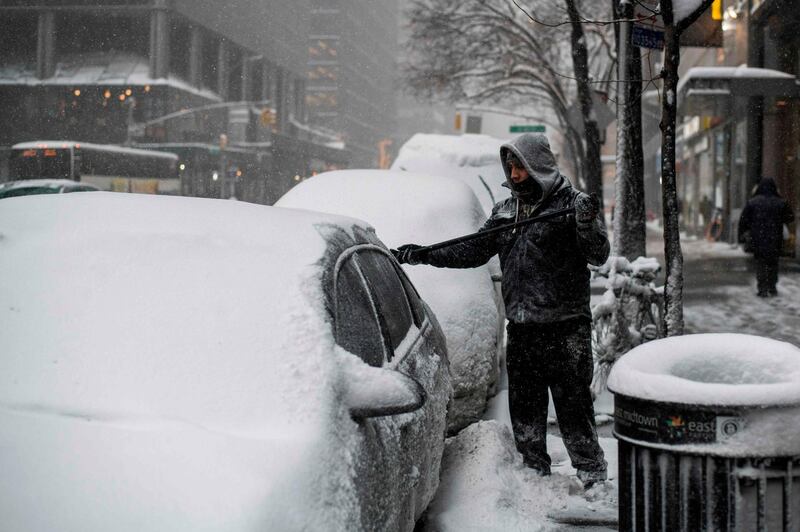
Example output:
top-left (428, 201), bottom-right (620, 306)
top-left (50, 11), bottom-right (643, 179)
top-left (355, 249), bottom-right (414, 353)
top-left (64, 186), bottom-right (97, 193)
top-left (334, 255), bottom-right (386, 367)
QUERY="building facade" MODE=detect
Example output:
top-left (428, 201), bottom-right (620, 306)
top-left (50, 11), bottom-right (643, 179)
top-left (307, 0), bottom-right (398, 169)
top-left (0, 0), bottom-right (348, 203)
top-left (675, 0), bottom-right (799, 252)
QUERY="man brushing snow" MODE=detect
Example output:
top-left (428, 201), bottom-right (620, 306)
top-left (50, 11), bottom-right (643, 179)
top-left (393, 133), bottom-right (608, 487)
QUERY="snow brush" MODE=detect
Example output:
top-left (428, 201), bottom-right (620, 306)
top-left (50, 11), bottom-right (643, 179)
top-left (418, 206), bottom-right (575, 253)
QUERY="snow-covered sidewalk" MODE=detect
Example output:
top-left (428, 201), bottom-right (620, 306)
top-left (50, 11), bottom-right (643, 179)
top-left (418, 342), bottom-right (619, 531)
top-left (417, 419), bottom-right (618, 531)
top-left (664, 235), bottom-right (800, 344)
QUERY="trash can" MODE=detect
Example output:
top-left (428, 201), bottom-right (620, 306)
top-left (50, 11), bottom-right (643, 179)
top-left (607, 333), bottom-right (800, 531)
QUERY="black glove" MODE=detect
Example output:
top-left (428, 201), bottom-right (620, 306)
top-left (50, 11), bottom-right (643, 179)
top-left (575, 193), bottom-right (601, 225)
top-left (391, 244), bottom-right (429, 265)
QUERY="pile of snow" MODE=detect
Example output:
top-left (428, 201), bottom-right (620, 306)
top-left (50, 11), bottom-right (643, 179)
top-left (391, 133), bottom-right (509, 215)
top-left (419, 350), bottom-right (619, 531)
top-left (277, 170), bottom-right (502, 433)
top-left (417, 421), bottom-right (618, 531)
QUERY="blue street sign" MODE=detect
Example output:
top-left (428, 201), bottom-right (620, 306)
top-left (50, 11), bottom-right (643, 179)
top-left (632, 25), bottom-right (664, 49)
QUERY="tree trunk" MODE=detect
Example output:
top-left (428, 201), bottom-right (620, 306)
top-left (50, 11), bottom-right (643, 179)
top-left (628, 47), bottom-right (646, 256)
top-left (564, 121), bottom-right (588, 190)
top-left (565, 0), bottom-right (604, 209)
top-left (612, 0), bottom-right (647, 259)
top-left (659, 0), bottom-right (684, 337)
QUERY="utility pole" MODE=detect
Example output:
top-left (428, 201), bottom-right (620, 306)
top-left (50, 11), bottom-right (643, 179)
top-left (565, 0), bottom-right (604, 210)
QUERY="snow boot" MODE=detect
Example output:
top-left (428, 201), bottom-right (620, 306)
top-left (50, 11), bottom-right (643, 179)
top-left (576, 469), bottom-right (607, 489)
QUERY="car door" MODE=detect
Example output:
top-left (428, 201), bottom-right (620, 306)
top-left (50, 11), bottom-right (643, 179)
top-left (330, 243), bottom-right (449, 531)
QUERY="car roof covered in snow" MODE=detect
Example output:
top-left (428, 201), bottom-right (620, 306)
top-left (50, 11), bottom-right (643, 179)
top-left (277, 169), bottom-right (487, 245)
top-left (0, 192), bottom-right (373, 436)
top-left (390, 133), bottom-right (509, 215)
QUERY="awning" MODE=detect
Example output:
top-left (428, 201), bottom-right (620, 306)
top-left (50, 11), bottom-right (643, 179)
top-left (0, 52), bottom-right (222, 102)
top-left (677, 65), bottom-right (800, 116)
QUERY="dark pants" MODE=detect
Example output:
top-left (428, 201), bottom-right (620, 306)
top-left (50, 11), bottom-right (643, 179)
top-left (755, 255), bottom-right (779, 295)
top-left (506, 317), bottom-right (606, 475)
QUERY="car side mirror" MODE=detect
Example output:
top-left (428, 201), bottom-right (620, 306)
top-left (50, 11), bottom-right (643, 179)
top-left (343, 364), bottom-right (426, 419)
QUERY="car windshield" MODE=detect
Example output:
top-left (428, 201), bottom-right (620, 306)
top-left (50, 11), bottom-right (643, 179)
top-left (0, 187), bottom-right (61, 199)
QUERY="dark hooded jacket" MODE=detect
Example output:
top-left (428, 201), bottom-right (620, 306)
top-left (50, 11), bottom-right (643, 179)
top-left (738, 178), bottom-right (795, 258)
top-left (426, 134), bottom-right (610, 323)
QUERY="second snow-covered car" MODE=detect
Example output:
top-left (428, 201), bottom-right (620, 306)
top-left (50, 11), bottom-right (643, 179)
top-left (277, 169), bottom-right (503, 433)
top-left (391, 133), bottom-right (509, 215)
top-left (0, 192), bottom-right (450, 532)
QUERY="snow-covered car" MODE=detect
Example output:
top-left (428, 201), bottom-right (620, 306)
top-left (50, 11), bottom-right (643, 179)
top-left (0, 178), bottom-right (99, 199)
top-left (0, 192), bottom-right (450, 532)
top-left (277, 170), bottom-right (503, 434)
top-left (391, 133), bottom-right (509, 216)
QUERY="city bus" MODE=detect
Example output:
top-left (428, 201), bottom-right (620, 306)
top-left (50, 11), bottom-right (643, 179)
top-left (9, 141), bottom-right (180, 194)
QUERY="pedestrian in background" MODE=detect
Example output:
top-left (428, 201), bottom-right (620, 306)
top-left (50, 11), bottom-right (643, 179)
top-left (700, 194), bottom-right (713, 227)
top-left (738, 177), bottom-right (795, 297)
top-left (392, 133), bottom-right (608, 488)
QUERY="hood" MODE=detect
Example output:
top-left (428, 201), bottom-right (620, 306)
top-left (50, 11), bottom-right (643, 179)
top-left (753, 177), bottom-right (780, 197)
top-left (0, 406), bottom-right (326, 532)
top-left (500, 133), bottom-right (565, 204)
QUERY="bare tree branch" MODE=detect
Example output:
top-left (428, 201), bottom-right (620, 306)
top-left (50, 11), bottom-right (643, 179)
top-left (510, 0), bottom-right (638, 27)
top-left (403, 0), bottom-right (615, 186)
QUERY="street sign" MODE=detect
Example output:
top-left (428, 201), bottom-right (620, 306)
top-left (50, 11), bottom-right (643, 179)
top-left (631, 0), bottom-right (722, 49)
top-left (509, 125), bottom-right (545, 133)
top-left (632, 25), bottom-right (665, 49)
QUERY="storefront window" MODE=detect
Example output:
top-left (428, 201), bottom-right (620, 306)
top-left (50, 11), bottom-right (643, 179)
top-left (732, 119), bottom-right (748, 207)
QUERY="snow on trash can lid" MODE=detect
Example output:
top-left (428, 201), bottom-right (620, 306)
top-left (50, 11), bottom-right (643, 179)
top-left (608, 333), bottom-right (800, 407)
